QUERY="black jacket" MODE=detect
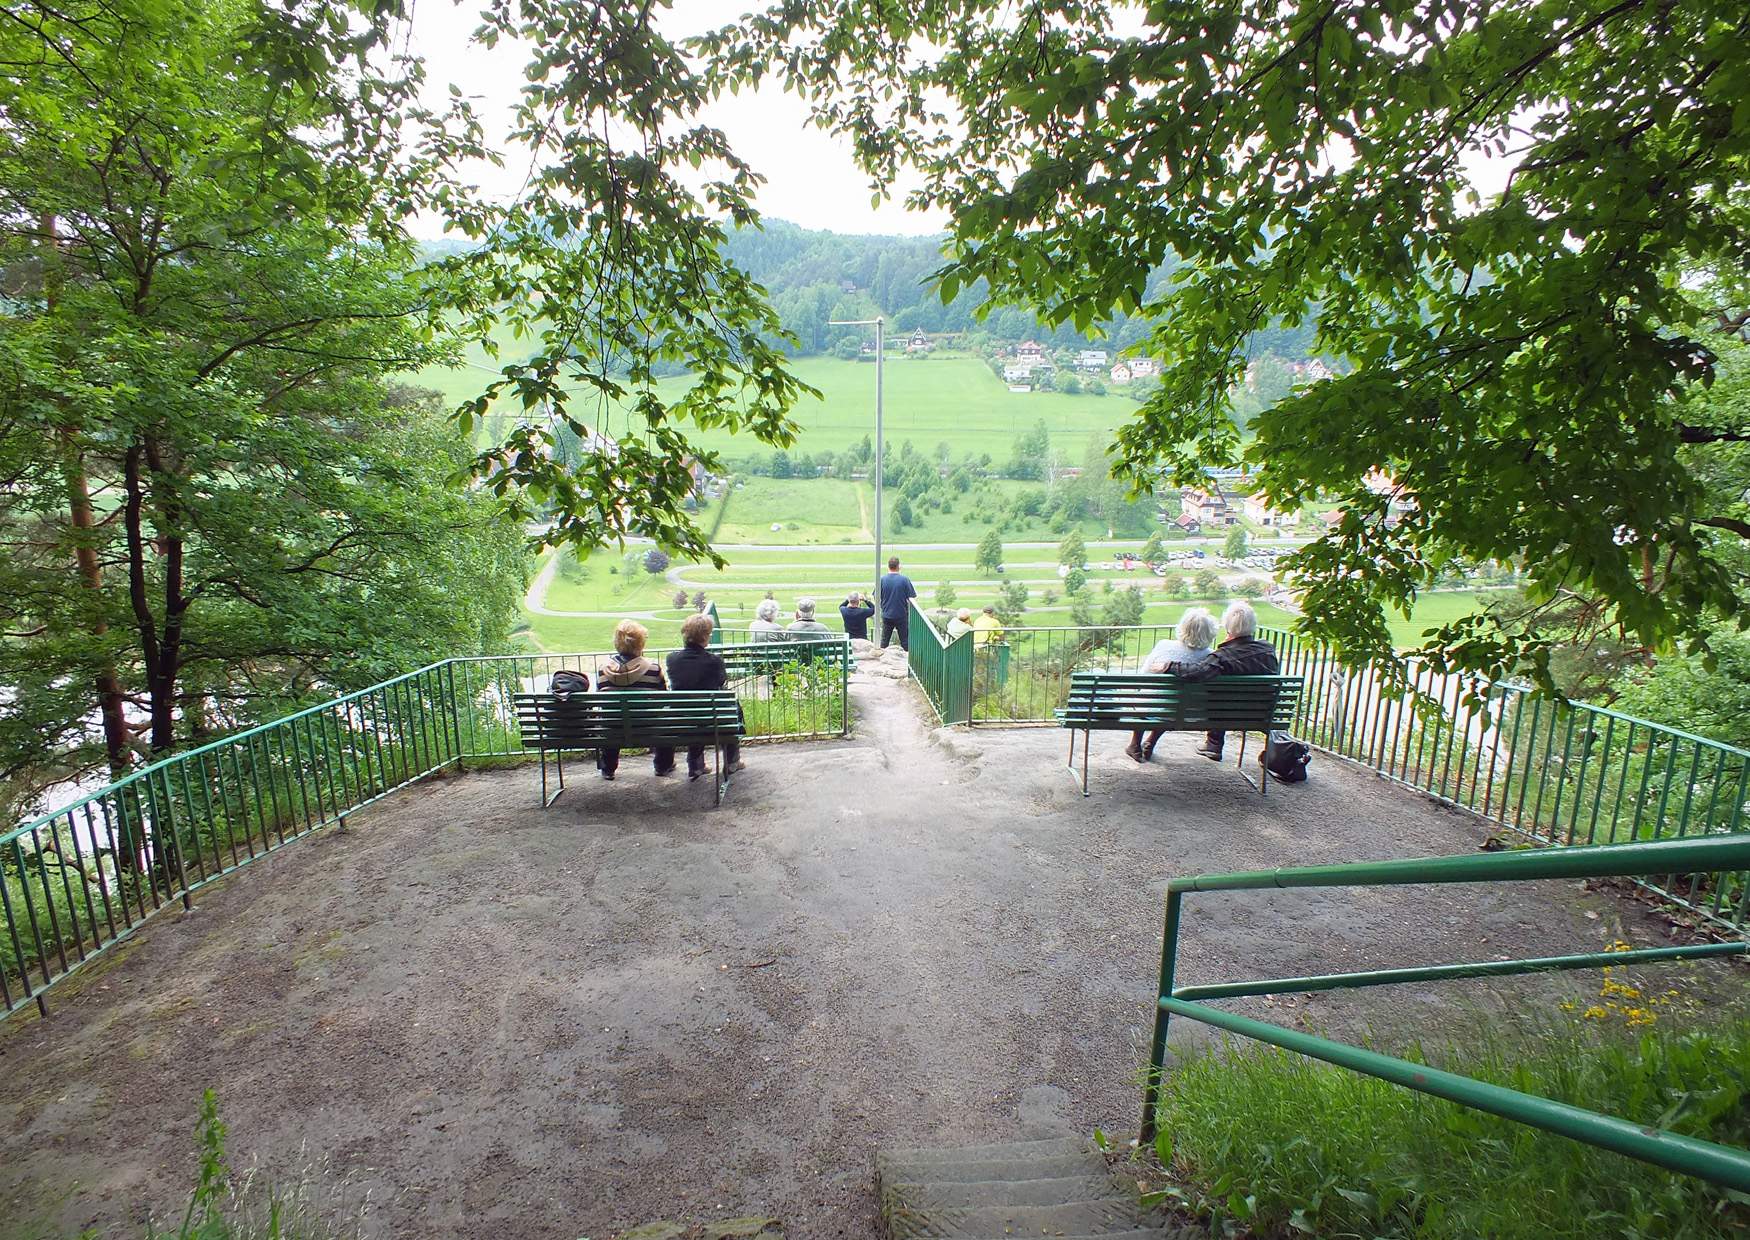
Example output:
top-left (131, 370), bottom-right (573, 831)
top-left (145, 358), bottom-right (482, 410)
top-left (1170, 635), bottom-right (1280, 681)
top-left (666, 645), bottom-right (727, 692)
top-left (839, 601), bottom-right (875, 640)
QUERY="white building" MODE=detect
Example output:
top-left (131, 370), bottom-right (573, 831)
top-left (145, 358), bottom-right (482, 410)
top-left (1242, 494), bottom-right (1296, 527)
top-left (1109, 362), bottom-right (1133, 385)
top-left (1128, 357), bottom-right (1161, 378)
top-left (1077, 349), bottom-right (1109, 370)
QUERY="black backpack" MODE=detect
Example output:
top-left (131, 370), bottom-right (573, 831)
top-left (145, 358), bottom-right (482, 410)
top-left (1264, 730), bottom-right (1311, 783)
top-left (550, 669), bottom-right (590, 699)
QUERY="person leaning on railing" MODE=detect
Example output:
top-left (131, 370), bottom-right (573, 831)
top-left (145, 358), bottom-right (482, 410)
top-left (596, 619), bottom-right (675, 781)
top-left (666, 612), bottom-right (745, 780)
top-left (1163, 601), bottom-right (1280, 763)
top-left (1126, 607), bottom-right (1216, 763)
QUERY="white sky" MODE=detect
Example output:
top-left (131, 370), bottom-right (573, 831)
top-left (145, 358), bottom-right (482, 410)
top-left (404, 1), bottom-right (1513, 241)
top-left (405, 0), bottom-right (949, 238)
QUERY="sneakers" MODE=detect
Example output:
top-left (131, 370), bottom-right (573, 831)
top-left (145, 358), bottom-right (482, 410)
top-left (1194, 742), bottom-right (1224, 762)
top-left (600, 770), bottom-right (615, 781)
top-left (725, 759), bottom-right (746, 774)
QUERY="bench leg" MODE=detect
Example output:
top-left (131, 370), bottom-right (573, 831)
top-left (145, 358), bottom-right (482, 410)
top-left (544, 748), bottom-right (568, 808)
top-left (1236, 731), bottom-right (1264, 795)
top-left (713, 731), bottom-right (724, 807)
top-left (1082, 727), bottom-right (1091, 797)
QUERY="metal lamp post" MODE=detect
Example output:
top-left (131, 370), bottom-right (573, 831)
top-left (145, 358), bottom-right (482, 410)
top-left (828, 315), bottom-right (885, 598)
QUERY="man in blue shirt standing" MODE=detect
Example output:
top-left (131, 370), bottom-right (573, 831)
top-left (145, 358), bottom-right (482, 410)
top-left (877, 555), bottom-right (916, 650)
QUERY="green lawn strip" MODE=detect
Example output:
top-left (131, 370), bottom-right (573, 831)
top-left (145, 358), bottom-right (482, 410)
top-left (1154, 1014), bottom-right (1750, 1239)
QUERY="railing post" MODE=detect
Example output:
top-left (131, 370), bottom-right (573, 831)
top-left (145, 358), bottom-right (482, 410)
top-left (446, 661), bottom-right (466, 772)
top-left (1140, 887), bottom-right (1183, 1145)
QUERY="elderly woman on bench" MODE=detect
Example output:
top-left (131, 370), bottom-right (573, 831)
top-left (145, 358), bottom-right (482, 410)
top-left (1125, 607), bottom-right (1217, 763)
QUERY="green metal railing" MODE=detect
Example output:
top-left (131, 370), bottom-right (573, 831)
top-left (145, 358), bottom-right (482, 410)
top-left (906, 599), bottom-right (974, 724)
top-left (1142, 835), bottom-right (1750, 1189)
top-left (934, 619), bottom-right (1750, 933)
top-left (2, 643), bottom-right (849, 1019)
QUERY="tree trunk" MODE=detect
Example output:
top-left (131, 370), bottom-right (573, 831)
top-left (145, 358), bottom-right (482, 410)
top-left (42, 212), bottom-right (133, 790)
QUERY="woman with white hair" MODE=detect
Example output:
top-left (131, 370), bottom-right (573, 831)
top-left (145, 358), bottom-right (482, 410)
top-left (749, 597), bottom-right (785, 642)
top-left (1162, 601), bottom-right (1281, 762)
top-left (945, 606), bottom-right (974, 639)
top-left (1127, 607), bottom-right (1219, 762)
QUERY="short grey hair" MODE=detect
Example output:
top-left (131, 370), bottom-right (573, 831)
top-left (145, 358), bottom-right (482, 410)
top-left (1222, 601), bottom-right (1257, 639)
top-left (1177, 607), bottom-right (1218, 650)
top-left (795, 597), bottom-right (817, 619)
top-left (755, 599), bottom-right (779, 622)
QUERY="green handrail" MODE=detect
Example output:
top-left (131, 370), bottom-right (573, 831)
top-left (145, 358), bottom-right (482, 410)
top-left (1141, 833), bottom-right (1750, 1191)
top-left (3, 642), bottom-right (852, 1020)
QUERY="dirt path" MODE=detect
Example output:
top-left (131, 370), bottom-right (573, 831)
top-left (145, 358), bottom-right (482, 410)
top-left (0, 666), bottom-right (1727, 1239)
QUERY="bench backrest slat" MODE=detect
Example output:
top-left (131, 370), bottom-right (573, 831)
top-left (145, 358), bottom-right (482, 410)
top-left (1060, 673), bottom-right (1303, 728)
top-left (512, 690), bottom-right (744, 748)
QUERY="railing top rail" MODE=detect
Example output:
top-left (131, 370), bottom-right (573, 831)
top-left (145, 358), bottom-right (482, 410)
top-left (1168, 834), bottom-right (1750, 898)
top-left (460, 639), bottom-right (850, 665)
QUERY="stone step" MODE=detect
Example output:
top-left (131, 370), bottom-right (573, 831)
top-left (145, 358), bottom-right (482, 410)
top-left (878, 1136), bottom-right (1090, 1167)
top-left (882, 1174), bottom-right (1117, 1211)
top-left (886, 1198), bottom-right (1146, 1239)
top-left (878, 1152), bottom-right (1106, 1185)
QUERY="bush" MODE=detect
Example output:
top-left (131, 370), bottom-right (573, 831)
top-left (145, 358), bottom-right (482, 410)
top-left (643, 548), bottom-right (670, 574)
top-left (1155, 1014), bottom-right (1750, 1240)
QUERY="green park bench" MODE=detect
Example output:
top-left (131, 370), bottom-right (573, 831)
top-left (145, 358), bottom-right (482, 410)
top-left (717, 638), bottom-right (851, 680)
top-left (1055, 671), bottom-right (1305, 796)
top-left (512, 690), bottom-right (745, 808)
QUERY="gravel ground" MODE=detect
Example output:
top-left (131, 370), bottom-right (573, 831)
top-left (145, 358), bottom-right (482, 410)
top-left (0, 651), bottom-right (1734, 1239)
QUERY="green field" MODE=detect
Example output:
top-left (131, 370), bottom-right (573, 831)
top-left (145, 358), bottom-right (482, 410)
top-left (521, 541), bottom-right (1504, 655)
top-left (409, 349), bottom-right (1138, 461)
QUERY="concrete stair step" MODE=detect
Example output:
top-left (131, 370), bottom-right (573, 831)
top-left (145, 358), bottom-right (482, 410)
top-left (878, 1137), bottom-right (1090, 1167)
top-left (886, 1198), bottom-right (1146, 1239)
top-left (879, 1153), bottom-right (1107, 1185)
top-left (882, 1174), bottom-right (1117, 1211)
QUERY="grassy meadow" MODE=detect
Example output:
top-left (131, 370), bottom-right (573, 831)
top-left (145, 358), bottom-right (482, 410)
top-left (409, 348), bottom-right (1138, 462)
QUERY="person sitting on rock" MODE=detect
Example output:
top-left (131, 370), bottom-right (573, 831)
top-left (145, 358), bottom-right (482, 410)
top-left (946, 607), bottom-right (974, 639)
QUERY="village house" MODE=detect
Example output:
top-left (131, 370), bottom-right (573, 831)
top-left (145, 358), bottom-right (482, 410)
top-left (907, 329), bottom-right (932, 355)
top-left (1127, 357), bottom-right (1161, 378)
top-left (1015, 340), bottom-right (1048, 365)
top-left (1077, 349), bottom-right (1109, 370)
top-left (1173, 511), bottom-right (1203, 535)
top-left (1109, 362), bottom-right (1133, 385)
top-left (1002, 363), bottom-right (1032, 383)
top-left (1242, 494), bottom-right (1296, 528)
top-left (1181, 486), bottom-right (1236, 526)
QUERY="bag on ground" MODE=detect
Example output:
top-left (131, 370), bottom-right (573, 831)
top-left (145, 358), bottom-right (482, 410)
top-left (1264, 730), bottom-right (1310, 782)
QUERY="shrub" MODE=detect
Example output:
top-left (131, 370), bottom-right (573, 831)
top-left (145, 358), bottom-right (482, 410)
top-left (643, 548), bottom-right (670, 574)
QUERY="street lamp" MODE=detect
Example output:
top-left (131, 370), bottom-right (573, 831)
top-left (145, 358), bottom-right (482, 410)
top-left (829, 315), bottom-right (885, 599)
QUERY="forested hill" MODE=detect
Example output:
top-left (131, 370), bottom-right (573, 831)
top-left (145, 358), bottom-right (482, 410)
top-left (425, 220), bottom-right (1318, 360)
top-left (724, 220), bottom-right (1316, 359)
